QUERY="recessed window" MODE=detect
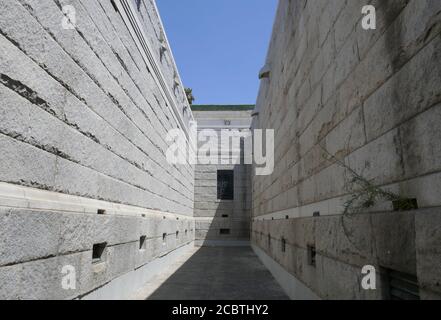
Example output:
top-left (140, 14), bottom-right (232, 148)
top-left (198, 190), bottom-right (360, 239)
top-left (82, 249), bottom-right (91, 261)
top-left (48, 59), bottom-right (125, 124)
top-left (222, 214), bottom-right (229, 218)
top-left (92, 242), bottom-right (107, 264)
top-left (176, 231), bottom-right (179, 239)
top-left (281, 238), bottom-right (286, 253)
top-left (220, 229), bottom-right (230, 235)
top-left (307, 245), bottom-right (316, 267)
top-left (97, 209), bottom-right (106, 215)
top-left (139, 236), bottom-right (146, 250)
top-left (185, 229), bottom-right (188, 236)
top-left (162, 233), bottom-right (167, 245)
top-left (217, 170), bottom-right (234, 200)
top-left (384, 269), bottom-right (420, 300)
top-left (268, 234), bottom-right (271, 247)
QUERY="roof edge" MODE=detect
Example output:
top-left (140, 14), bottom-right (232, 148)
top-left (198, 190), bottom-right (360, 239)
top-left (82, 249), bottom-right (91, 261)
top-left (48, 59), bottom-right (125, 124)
top-left (191, 104), bottom-right (255, 111)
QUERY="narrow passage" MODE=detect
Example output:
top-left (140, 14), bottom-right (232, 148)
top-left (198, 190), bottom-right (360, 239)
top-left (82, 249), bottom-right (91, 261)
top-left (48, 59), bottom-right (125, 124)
top-left (142, 247), bottom-right (288, 300)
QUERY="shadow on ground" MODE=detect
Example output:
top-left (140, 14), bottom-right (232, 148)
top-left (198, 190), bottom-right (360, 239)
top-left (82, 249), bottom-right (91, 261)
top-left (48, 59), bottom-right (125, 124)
top-left (146, 246), bottom-right (288, 300)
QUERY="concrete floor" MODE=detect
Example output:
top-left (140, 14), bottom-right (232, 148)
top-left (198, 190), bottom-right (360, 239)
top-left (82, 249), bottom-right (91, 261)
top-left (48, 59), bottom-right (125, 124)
top-left (137, 246), bottom-right (288, 300)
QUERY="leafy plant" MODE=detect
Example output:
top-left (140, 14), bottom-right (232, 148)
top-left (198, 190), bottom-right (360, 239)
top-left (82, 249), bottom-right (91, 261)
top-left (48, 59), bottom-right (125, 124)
top-left (319, 144), bottom-right (411, 216)
top-left (318, 143), bottom-right (417, 255)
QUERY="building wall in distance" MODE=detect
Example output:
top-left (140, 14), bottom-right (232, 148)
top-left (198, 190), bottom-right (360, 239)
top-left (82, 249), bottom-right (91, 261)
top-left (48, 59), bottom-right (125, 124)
top-left (193, 109), bottom-right (252, 246)
top-left (251, 0), bottom-right (441, 299)
top-left (0, 0), bottom-right (194, 299)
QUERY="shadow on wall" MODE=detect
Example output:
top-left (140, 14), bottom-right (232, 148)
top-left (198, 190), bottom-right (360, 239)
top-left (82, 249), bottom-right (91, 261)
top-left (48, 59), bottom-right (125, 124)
top-left (194, 163), bottom-right (252, 246)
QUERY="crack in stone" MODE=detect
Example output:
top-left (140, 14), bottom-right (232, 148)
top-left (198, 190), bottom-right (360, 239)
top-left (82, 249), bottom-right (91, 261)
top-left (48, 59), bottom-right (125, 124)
top-left (0, 73), bottom-right (101, 145)
top-left (0, 128), bottom-right (73, 161)
top-left (0, 73), bottom-right (57, 117)
top-left (2, 2), bottom-right (193, 203)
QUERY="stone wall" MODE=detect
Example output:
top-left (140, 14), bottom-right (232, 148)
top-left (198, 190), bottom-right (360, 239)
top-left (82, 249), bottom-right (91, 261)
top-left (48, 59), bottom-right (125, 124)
top-left (193, 110), bottom-right (252, 245)
top-left (0, 0), bottom-right (195, 299)
top-left (251, 0), bottom-right (441, 299)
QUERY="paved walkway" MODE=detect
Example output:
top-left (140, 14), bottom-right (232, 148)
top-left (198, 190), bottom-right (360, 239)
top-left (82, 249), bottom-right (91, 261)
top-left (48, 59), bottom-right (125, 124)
top-left (135, 246), bottom-right (288, 300)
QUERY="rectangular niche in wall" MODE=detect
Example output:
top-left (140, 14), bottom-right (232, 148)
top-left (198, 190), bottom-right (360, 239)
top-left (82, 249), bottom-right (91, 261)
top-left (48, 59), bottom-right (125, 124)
top-left (92, 242), bottom-right (107, 264)
top-left (307, 245), bottom-right (316, 267)
top-left (281, 238), bottom-right (286, 253)
top-left (383, 269), bottom-right (420, 300)
top-left (220, 229), bottom-right (231, 235)
top-left (139, 235), bottom-right (147, 251)
top-left (217, 170), bottom-right (234, 200)
top-left (162, 233), bottom-right (167, 245)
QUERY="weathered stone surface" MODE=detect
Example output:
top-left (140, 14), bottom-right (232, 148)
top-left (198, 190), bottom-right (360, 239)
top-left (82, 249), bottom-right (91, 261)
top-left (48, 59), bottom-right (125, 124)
top-left (2, 2), bottom-right (192, 212)
top-left (370, 211), bottom-right (417, 275)
top-left (0, 0), bottom-right (195, 299)
top-left (252, 0), bottom-right (441, 300)
top-left (415, 209), bottom-right (441, 295)
top-left (0, 207), bottom-right (193, 267)
top-left (193, 110), bottom-right (252, 243)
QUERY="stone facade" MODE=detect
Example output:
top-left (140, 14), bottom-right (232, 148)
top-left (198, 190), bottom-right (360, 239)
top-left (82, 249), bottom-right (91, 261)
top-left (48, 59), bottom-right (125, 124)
top-left (193, 107), bottom-right (253, 246)
top-left (0, 0), bottom-right (195, 299)
top-left (251, 0), bottom-right (441, 299)
top-left (1, 0), bottom-right (440, 301)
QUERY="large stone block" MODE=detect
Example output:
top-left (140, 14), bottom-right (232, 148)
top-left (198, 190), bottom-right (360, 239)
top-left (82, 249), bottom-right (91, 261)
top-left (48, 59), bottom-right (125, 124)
top-left (370, 211), bottom-right (417, 275)
top-left (315, 214), bottom-right (375, 268)
top-left (415, 209), bottom-right (441, 296)
top-left (400, 103), bottom-right (441, 179)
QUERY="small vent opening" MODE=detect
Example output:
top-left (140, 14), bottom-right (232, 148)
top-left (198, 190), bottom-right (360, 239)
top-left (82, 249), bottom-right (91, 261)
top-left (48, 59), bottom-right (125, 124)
top-left (384, 269), bottom-right (420, 300)
top-left (139, 236), bottom-right (146, 250)
top-left (92, 242), bottom-right (107, 264)
top-left (307, 245), bottom-right (316, 267)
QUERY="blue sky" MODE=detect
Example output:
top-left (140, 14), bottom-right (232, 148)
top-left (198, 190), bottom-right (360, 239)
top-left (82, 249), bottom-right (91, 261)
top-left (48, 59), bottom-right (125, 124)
top-left (156, 0), bottom-right (278, 105)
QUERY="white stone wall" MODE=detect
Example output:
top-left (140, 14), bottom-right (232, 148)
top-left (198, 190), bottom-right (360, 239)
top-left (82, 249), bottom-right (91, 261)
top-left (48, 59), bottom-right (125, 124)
top-left (252, 0), bottom-right (441, 299)
top-left (0, 0), bottom-right (194, 299)
top-left (193, 110), bottom-right (252, 245)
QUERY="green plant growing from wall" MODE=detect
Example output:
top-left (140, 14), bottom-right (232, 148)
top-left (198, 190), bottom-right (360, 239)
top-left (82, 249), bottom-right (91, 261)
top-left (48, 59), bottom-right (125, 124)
top-left (319, 143), bottom-right (417, 255)
top-left (184, 88), bottom-right (195, 106)
top-left (319, 144), bottom-right (416, 216)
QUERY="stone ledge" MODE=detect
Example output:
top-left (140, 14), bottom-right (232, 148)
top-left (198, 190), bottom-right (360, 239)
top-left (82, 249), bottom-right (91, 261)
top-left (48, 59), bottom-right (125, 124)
top-left (0, 182), bottom-right (194, 220)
